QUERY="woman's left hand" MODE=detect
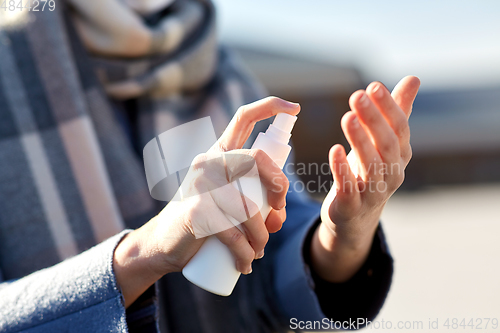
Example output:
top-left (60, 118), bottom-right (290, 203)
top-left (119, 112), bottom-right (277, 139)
top-left (311, 76), bottom-right (421, 282)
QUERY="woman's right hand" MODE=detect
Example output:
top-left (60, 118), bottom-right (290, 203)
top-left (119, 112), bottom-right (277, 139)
top-left (113, 97), bottom-right (300, 307)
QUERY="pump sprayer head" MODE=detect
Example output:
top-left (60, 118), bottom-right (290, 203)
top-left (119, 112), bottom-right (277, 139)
top-left (273, 113), bottom-right (297, 134)
top-left (264, 113), bottom-right (297, 145)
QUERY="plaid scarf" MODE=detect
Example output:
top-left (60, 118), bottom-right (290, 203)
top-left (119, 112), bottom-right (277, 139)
top-left (0, 0), bottom-right (267, 281)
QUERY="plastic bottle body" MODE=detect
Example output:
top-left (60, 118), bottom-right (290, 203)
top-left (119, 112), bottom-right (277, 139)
top-left (182, 114), bottom-right (296, 296)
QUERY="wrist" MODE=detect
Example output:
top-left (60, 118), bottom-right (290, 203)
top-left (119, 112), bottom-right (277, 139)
top-left (310, 219), bottom-right (377, 283)
top-left (113, 226), bottom-right (166, 308)
top-left (328, 204), bottom-right (382, 249)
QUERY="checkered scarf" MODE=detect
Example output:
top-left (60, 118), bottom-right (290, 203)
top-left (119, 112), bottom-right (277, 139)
top-left (0, 0), bottom-right (267, 281)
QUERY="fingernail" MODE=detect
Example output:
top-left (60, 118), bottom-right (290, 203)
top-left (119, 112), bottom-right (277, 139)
top-left (372, 84), bottom-right (383, 98)
top-left (351, 115), bottom-right (360, 128)
top-left (256, 250), bottom-right (265, 259)
top-left (358, 93), bottom-right (368, 107)
top-left (283, 100), bottom-right (300, 108)
top-left (246, 265), bottom-right (253, 274)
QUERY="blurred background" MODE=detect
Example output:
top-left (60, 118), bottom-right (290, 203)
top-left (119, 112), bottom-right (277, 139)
top-left (213, 0), bottom-right (500, 331)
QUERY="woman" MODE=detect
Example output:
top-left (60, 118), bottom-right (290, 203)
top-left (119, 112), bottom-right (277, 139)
top-left (0, 0), bottom-right (419, 331)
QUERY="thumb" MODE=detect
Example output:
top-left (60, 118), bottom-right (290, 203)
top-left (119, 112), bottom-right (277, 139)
top-left (213, 97), bottom-right (300, 152)
top-left (391, 76), bottom-right (421, 118)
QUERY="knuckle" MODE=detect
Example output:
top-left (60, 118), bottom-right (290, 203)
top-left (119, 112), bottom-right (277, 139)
top-left (406, 145), bottom-right (413, 162)
top-left (380, 137), bottom-right (398, 156)
top-left (379, 141), bottom-right (393, 155)
top-left (214, 141), bottom-right (229, 152)
top-left (394, 117), bottom-right (410, 139)
top-left (265, 96), bottom-right (280, 106)
top-left (192, 153), bottom-right (207, 166)
top-left (235, 106), bottom-right (248, 124)
top-left (391, 172), bottom-right (405, 190)
top-left (236, 105), bottom-right (247, 117)
top-left (228, 229), bottom-right (245, 246)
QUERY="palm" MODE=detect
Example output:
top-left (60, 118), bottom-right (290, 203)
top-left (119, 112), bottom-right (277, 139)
top-left (320, 76), bottom-right (421, 233)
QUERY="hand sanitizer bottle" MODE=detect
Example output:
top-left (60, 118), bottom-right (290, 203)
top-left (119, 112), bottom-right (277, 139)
top-left (182, 113), bottom-right (297, 296)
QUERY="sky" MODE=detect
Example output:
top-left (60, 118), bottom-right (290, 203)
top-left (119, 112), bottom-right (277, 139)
top-left (213, 0), bottom-right (500, 91)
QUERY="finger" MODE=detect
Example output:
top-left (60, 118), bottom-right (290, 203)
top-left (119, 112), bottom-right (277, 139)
top-left (211, 183), bottom-right (268, 262)
top-left (341, 111), bottom-right (383, 183)
top-left (228, 149), bottom-right (288, 211)
top-left (223, 150), bottom-right (259, 180)
top-left (240, 211), bottom-right (269, 260)
top-left (210, 181), bottom-right (261, 225)
top-left (216, 226), bottom-right (255, 274)
top-left (188, 194), bottom-right (236, 239)
top-left (349, 91), bottom-right (400, 165)
top-left (214, 97), bottom-right (300, 152)
top-left (366, 82), bottom-right (412, 163)
top-left (252, 149), bottom-right (289, 211)
top-left (391, 76), bottom-right (421, 118)
top-left (265, 208), bottom-right (286, 234)
top-left (329, 145), bottom-right (361, 214)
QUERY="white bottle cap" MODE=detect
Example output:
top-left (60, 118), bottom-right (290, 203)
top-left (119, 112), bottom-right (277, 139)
top-left (265, 114), bottom-right (297, 145)
top-left (273, 113), bottom-right (297, 134)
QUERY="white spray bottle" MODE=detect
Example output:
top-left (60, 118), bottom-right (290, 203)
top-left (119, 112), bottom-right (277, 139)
top-left (182, 113), bottom-right (297, 296)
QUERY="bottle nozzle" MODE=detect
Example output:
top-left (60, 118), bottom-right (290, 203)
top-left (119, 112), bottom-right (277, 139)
top-left (264, 113), bottom-right (297, 146)
top-left (273, 113), bottom-right (297, 134)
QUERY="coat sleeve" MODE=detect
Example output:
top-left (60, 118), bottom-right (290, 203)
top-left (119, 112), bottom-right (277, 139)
top-left (0, 231), bottom-right (132, 332)
top-left (272, 168), bottom-right (394, 327)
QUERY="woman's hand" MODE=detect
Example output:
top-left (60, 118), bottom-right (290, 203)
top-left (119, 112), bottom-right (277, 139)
top-left (312, 76), bottom-right (420, 283)
top-left (113, 97), bottom-right (300, 307)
